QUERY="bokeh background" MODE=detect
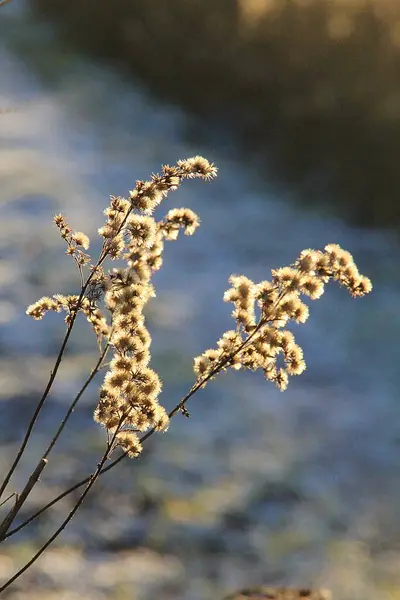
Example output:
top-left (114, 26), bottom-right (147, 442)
top-left (1, 0), bottom-right (400, 598)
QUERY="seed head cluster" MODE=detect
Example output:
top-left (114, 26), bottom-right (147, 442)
top-left (194, 245), bottom-right (372, 391)
top-left (26, 157), bottom-right (372, 456)
top-left (26, 157), bottom-right (217, 457)
top-left (53, 213), bottom-right (91, 266)
top-left (26, 294), bottom-right (110, 339)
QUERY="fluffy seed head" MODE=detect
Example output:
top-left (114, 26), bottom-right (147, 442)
top-left (71, 231), bottom-right (90, 250)
top-left (115, 431), bottom-right (142, 458)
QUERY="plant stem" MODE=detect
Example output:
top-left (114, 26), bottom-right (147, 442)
top-left (4, 452), bottom-right (126, 541)
top-left (43, 343), bottom-right (110, 461)
top-left (0, 253), bottom-right (109, 500)
top-left (0, 459), bottom-right (47, 541)
top-left (0, 424), bottom-right (122, 593)
top-left (0, 345), bottom-right (110, 541)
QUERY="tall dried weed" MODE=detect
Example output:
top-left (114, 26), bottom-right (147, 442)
top-left (0, 157), bottom-right (372, 592)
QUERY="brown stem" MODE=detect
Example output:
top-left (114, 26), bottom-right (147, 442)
top-left (43, 343), bottom-right (109, 460)
top-left (0, 345), bottom-right (110, 541)
top-left (0, 307), bottom-right (80, 500)
top-left (0, 423), bottom-right (123, 593)
top-left (0, 459), bottom-right (47, 540)
top-left (0, 492), bottom-right (16, 509)
top-left (0, 253), bottom-right (109, 500)
top-left (4, 452), bottom-right (126, 541)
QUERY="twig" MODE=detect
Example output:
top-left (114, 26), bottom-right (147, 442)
top-left (0, 459), bottom-right (47, 540)
top-left (4, 452), bottom-right (126, 540)
top-left (0, 492), bottom-right (16, 509)
top-left (0, 345), bottom-right (110, 540)
top-left (0, 293), bottom-right (85, 499)
top-left (0, 424), bottom-right (123, 593)
top-left (43, 343), bottom-right (110, 460)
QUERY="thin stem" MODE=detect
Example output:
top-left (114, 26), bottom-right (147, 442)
top-left (0, 493), bottom-right (16, 509)
top-left (4, 321), bottom-right (264, 540)
top-left (0, 460), bottom-right (47, 540)
top-left (0, 304), bottom-right (80, 499)
top-left (0, 426), bottom-right (121, 594)
top-left (0, 345), bottom-right (110, 541)
top-left (43, 343), bottom-right (110, 460)
top-left (0, 253), bottom-right (109, 500)
top-left (4, 452), bottom-right (126, 540)
top-left (171, 320), bottom-right (264, 417)
top-left (74, 257), bottom-right (85, 288)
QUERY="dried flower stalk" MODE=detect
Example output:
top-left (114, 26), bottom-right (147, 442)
top-left (0, 156), bottom-right (371, 594)
top-left (194, 245), bottom-right (372, 392)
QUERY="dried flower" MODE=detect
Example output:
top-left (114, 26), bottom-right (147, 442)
top-left (114, 431), bottom-right (142, 458)
top-left (27, 160), bottom-right (372, 462)
top-left (194, 243), bottom-right (372, 392)
top-left (26, 296), bottom-right (61, 320)
top-left (161, 208), bottom-right (200, 240)
top-left (71, 231), bottom-right (90, 250)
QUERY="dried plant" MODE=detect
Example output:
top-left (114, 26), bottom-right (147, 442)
top-left (0, 156), bottom-right (372, 593)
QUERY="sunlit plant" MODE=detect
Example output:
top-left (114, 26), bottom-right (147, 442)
top-left (0, 157), bottom-right (372, 592)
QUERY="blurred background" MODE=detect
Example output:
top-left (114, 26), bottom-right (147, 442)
top-left (0, 0), bottom-right (399, 598)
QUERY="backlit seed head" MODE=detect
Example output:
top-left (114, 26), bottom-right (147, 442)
top-left (115, 431), bottom-right (142, 458)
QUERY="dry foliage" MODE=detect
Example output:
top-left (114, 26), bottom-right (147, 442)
top-left (0, 157), bottom-right (371, 593)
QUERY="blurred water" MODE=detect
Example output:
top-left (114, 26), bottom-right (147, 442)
top-left (0, 3), bottom-right (400, 600)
